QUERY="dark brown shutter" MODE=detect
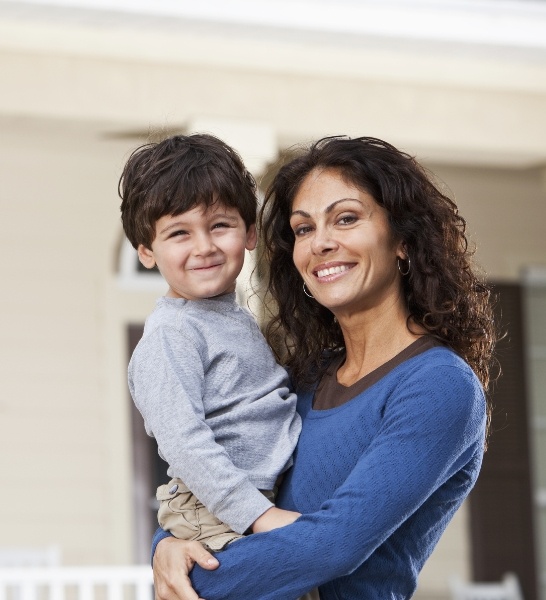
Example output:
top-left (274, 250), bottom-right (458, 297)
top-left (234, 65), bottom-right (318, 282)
top-left (469, 283), bottom-right (537, 599)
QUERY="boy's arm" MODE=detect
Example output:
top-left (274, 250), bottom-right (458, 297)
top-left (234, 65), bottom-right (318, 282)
top-left (130, 326), bottom-right (274, 534)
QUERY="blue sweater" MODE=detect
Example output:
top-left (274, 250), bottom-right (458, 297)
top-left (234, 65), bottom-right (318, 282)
top-left (152, 347), bottom-right (486, 599)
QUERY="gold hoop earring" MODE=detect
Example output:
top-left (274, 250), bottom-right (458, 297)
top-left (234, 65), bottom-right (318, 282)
top-left (303, 282), bottom-right (314, 298)
top-left (397, 257), bottom-right (411, 276)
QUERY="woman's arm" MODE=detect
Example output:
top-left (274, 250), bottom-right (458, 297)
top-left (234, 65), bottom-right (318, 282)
top-left (155, 363), bottom-right (486, 600)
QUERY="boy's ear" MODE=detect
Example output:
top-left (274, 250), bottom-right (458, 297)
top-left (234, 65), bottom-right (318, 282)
top-left (137, 244), bottom-right (156, 269)
top-left (245, 224), bottom-right (258, 251)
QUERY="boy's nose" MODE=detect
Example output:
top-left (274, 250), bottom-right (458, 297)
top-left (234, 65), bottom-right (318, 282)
top-left (193, 232), bottom-right (216, 255)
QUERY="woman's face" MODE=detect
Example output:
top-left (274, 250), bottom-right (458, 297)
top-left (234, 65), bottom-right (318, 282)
top-left (289, 167), bottom-right (406, 318)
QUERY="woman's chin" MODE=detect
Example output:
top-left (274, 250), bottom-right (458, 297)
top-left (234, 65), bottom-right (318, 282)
top-left (314, 295), bottom-right (353, 314)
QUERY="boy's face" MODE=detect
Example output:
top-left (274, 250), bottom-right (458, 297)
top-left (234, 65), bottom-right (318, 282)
top-left (138, 203), bottom-right (257, 301)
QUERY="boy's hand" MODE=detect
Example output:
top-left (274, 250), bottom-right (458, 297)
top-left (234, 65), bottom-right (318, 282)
top-left (153, 537), bottom-right (219, 600)
top-left (251, 507), bottom-right (301, 533)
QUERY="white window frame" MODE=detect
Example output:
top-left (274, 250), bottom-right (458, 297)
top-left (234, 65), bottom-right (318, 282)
top-left (117, 238), bottom-right (167, 292)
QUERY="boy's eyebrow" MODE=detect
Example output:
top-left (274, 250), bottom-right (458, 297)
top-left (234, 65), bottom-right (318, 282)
top-left (159, 221), bottom-right (187, 235)
top-left (159, 214), bottom-right (240, 234)
top-left (212, 214), bottom-right (239, 223)
top-left (290, 198), bottom-right (364, 218)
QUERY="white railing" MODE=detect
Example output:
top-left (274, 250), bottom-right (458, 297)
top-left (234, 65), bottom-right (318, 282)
top-left (0, 566), bottom-right (154, 600)
top-left (0, 546), bottom-right (62, 568)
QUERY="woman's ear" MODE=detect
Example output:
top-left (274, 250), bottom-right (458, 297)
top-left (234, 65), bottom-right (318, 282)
top-left (396, 241), bottom-right (408, 261)
top-left (245, 224), bottom-right (258, 251)
top-left (137, 244), bottom-right (156, 269)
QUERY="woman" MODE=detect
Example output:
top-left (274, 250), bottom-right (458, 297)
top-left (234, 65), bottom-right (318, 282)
top-left (152, 136), bottom-right (495, 600)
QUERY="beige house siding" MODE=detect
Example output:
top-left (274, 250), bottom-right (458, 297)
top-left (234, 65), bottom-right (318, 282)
top-left (0, 3), bottom-right (545, 597)
top-left (0, 119), bottom-right (134, 564)
top-left (429, 163), bottom-right (546, 279)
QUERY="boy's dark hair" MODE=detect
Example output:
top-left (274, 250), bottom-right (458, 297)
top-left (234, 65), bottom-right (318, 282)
top-left (119, 134), bottom-right (257, 249)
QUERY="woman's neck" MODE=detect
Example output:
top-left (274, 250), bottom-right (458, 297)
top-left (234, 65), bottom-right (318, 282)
top-left (335, 299), bottom-right (424, 387)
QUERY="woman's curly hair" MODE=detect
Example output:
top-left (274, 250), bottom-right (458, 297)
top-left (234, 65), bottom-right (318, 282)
top-left (259, 136), bottom-right (497, 400)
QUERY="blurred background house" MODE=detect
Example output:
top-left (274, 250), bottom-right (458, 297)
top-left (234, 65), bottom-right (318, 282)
top-left (1, 0), bottom-right (546, 598)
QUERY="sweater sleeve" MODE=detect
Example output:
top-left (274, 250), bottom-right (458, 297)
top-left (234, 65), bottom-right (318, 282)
top-left (185, 364), bottom-right (486, 599)
top-left (130, 325), bottom-right (272, 534)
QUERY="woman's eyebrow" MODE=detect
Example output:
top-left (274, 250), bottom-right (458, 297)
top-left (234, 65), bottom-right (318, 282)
top-left (290, 209), bottom-right (311, 218)
top-left (325, 198), bottom-right (363, 213)
top-left (290, 198), bottom-right (364, 218)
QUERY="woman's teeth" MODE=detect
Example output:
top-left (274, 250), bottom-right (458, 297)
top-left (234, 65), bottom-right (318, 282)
top-left (317, 265), bottom-right (350, 278)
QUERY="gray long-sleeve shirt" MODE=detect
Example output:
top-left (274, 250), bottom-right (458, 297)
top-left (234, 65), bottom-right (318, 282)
top-left (128, 293), bottom-right (301, 534)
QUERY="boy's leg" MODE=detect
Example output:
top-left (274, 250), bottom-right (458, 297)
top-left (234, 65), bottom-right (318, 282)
top-left (157, 478), bottom-right (243, 552)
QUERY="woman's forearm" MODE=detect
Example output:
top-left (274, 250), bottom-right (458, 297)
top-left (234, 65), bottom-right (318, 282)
top-left (152, 527), bottom-right (174, 566)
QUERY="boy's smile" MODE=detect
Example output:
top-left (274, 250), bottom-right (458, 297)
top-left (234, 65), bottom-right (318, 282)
top-left (138, 203), bottom-right (257, 301)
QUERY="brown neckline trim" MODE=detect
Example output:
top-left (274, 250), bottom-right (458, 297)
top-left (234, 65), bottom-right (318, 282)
top-left (313, 336), bottom-right (442, 411)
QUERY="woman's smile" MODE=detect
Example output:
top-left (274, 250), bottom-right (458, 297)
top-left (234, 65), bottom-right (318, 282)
top-left (290, 167), bottom-right (405, 315)
top-left (314, 263), bottom-right (355, 281)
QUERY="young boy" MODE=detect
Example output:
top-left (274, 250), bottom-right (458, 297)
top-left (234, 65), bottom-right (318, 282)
top-left (119, 134), bottom-right (302, 552)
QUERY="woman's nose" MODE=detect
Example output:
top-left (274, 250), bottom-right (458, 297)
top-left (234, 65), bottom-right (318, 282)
top-left (310, 226), bottom-right (337, 254)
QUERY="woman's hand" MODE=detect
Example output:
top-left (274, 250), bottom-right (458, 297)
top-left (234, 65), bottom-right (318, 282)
top-left (153, 537), bottom-right (219, 600)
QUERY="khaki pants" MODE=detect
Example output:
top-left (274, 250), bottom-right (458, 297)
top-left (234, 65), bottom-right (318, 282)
top-left (157, 478), bottom-right (276, 552)
top-left (157, 478), bottom-right (241, 551)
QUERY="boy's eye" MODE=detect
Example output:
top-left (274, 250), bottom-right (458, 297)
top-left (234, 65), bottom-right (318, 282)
top-left (212, 222), bottom-right (230, 229)
top-left (169, 229), bottom-right (188, 238)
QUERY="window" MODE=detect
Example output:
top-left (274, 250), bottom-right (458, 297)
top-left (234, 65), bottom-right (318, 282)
top-left (117, 238), bottom-right (166, 292)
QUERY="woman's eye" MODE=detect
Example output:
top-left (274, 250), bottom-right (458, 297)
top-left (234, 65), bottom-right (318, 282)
top-left (293, 225), bottom-right (312, 236)
top-left (338, 214), bottom-right (358, 225)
